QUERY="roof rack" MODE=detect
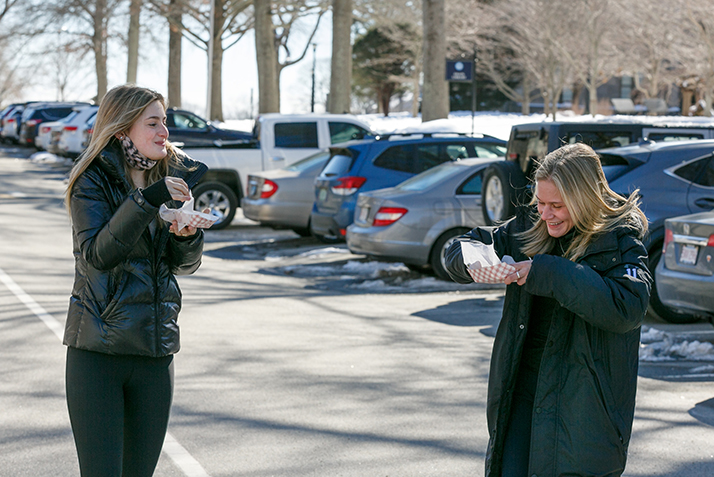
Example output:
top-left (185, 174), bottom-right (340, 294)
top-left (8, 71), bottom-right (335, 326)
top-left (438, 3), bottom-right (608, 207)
top-left (374, 131), bottom-right (496, 141)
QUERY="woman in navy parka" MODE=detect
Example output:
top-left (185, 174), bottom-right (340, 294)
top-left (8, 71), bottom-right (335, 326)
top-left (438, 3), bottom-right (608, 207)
top-left (445, 143), bottom-right (652, 477)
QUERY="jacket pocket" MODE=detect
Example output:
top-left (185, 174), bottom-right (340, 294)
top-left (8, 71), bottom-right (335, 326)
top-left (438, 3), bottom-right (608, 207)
top-left (99, 272), bottom-right (129, 321)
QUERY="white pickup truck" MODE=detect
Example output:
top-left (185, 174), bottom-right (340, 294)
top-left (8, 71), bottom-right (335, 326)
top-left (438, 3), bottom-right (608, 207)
top-left (179, 113), bottom-right (374, 229)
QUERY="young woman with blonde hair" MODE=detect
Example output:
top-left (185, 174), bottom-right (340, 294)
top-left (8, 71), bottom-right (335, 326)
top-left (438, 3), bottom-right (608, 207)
top-left (64, 84), bottom-right (207, 476)
top-left (446, 143), bottom-right (652, 477)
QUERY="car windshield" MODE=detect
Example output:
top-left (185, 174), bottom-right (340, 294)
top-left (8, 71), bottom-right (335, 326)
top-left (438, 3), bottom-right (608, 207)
top-left (286, 151), bottom-right (330, 172)
top-left (396, 162), bottom-right (464, 191)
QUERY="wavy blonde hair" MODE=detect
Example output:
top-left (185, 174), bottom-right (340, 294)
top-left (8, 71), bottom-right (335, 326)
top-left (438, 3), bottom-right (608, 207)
top-left (65, 84), bottom-right (183, 212)
top-left (518, 143), bottom-right (648, 261)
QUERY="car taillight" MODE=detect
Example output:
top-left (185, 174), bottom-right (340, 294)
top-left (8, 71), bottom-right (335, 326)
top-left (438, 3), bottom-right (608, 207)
top-left (663, 228), bottom-right (674, 252)
top-left (331, 176), bottom-right (366, 195)
top-left (7, 118), bottom-right (15, 123)
top-left (40, 126), bottom-right (51, 134)
top-left (26, 119), bottom-right (40, 127)
top-left (372, 207), bottom-right (408, 226)
top-left (86, 128), bottom-right (93, 135)
top-left (64, 126), bottom-right (78, 131)
top-left (508, 153), bottom-right (518, 160)
top-left (708, 234), bottom-right (714, 247)
top-left (260, 179), bottom-right (278, 198)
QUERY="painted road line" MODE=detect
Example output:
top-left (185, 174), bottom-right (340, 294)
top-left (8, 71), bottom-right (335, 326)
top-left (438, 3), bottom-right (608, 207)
top-left (0, 266), bottom-right (211, 477)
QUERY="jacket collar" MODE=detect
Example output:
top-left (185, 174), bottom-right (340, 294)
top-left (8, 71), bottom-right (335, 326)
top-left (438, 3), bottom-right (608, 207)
top-left (579, 229), bottom-right (621, 260)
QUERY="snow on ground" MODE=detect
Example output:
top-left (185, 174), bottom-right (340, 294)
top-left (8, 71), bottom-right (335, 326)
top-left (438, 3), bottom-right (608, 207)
top-left (639, 325), bottom-right (714, 362)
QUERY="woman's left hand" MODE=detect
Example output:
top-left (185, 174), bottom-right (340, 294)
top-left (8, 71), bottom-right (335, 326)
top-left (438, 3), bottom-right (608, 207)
top-left (504, 260), bottom-right (532, 286)
top-left (169, 208), bottom-right (211, 237)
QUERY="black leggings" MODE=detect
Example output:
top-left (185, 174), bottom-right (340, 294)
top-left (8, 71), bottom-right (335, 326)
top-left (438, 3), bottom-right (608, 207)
top-left (65, 347), bottom-right (174, 477)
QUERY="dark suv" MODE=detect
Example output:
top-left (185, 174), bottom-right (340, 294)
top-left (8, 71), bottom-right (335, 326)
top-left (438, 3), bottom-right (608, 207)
top-left (166, 108), bottom-right (251, 148)
top-left (481, 120), bottom-right (714, 226)
top-left (310, 133), bottom-right (507, 241)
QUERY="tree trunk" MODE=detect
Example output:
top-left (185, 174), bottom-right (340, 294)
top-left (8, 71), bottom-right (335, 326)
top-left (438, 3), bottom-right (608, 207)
top-left (412, 59), bottom-right (421, 117)
top-left (167, 0), bottom-right (182, 108)
top-left (210, 20), bottom-right (224, 121)
top-left (254, 0), bottom-right (280, 113)
top-left (328, 0), bottom-right (352, 114)
top-left (126, 0), bottom-right (141, 83)
top-left (521, 75), bottom-right (531, 115)
top-left (421, 0), bottom-right (448, 122)
top-left (93, 0), bottom-right (108, 102)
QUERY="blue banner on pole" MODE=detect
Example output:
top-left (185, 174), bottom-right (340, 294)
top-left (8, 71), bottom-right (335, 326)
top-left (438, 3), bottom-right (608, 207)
top-left (446, 60), bottom-right (473, 82)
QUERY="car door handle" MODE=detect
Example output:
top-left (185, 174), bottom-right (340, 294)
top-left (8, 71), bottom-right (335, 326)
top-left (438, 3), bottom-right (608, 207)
top-left (694, 197), bottom-right (714, 210)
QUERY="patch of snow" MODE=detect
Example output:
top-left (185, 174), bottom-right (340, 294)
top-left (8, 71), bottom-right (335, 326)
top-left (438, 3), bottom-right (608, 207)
top-left (29, 152), bottom-right (69, 164)
top-left (639, 326), bottom-right (714, 362)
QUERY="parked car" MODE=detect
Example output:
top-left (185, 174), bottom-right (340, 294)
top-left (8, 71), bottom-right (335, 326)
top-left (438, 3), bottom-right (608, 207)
top-left (481, 119), bottom-right (714, 226)
top-left (36, 117), bottom-right (72, 151)
top-left (185, 113), bottom-right (374, 230)
top-left (655, 210), bottom-right (714, 323)
top-left (1, 104), bottom-right (25, 143)
top-left (311, 132), bottom-right (507, 241)
top-left (19, 102), bottom-right (88, 147)
top-left (347, 157), bottom-right (500, 279)
top-left (166, 108), bottom-right (251, 147)
top-left (56, 105), bottom-right (99, 157)
top-left (241, 150), bottom-right (331, 236)
top-left (549, 138), bottom-right (714, 323)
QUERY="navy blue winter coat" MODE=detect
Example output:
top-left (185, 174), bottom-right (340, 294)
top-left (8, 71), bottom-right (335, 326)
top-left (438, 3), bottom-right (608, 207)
top-left (445, 211), bottom-right (652, 477)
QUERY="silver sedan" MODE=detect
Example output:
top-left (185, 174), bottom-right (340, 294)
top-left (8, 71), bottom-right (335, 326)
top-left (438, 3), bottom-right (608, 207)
top-left (346, 157), bottom-right (501, 279)
top-left (655, 210), bottom-right (714, 323)
top-left (241, 150), bottom-right (329, 236)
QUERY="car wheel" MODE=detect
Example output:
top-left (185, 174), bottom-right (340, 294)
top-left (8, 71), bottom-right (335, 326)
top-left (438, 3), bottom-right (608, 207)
top-left (481, 161), bottom-right (529, 226)
top-left (192, 181), bottom-right (237, 230)
top-left (648, 246), bottom-right (700, 324)
top-left (430, 228), bottom-right (470, 281)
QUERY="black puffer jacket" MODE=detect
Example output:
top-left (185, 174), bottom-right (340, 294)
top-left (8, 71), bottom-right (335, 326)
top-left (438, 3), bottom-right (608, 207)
top-left (64, 140), bottom-right (206, 357)
top-left (445, 211), bottom-right (652, 477)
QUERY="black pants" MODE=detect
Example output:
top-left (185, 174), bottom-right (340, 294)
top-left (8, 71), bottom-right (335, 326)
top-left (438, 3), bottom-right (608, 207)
top-left (65, 347), bottom-right (174, 477)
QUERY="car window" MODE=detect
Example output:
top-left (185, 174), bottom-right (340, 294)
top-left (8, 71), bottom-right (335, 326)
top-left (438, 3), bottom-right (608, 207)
top-left (396, 163), bottom-right (464, 191)
top-left (373, 145), bottom-right (414, 173)
top-left (417, 144), bottom-right (450, 172)
top-left (172, 112), bottom-right (207, 130)
top-left (672, 157), bottom-right (711, 184)
top-left (274, 122), bottom-right (318, 148)
top-left (648, 133), bottom-right (705, 142)
top-left (567, 131), bottom-right (632, 149)
top-left (472, 144), bottom-right (507, 158)
top-left (685, 157), bottom-right (714, 187)
top-left (446, 144), bottom-right (470, 160)
top-left (320, 152), bottom-right (355, 177)
top-left (329, 122), bottom-right (370, 144)
top-left (286, 151), bottom-right (330, 172)
top-left (40, 107), bottom-right (75, 120)
top-left (457, 171), bottom-right (483, 195)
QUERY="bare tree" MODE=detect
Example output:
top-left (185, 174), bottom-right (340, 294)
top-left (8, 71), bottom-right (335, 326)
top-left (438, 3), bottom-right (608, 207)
top-left (421, 0), bottom-right (448, 121)
top-left (149, 0), bottom-right (253, 120)
top-left (254, 0), bottom-right (328, 113)
top-left (0, 0), bottom-right (21, 25)
top-left (676, 0), bottom-right (714, 116)
top-left (327, 0), bottom-right (351, 113)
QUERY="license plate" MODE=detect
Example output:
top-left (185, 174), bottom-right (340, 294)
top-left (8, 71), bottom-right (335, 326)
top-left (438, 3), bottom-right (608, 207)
top-left (318, 188), bottom-right (327, 201)
top-left (680, 244), bottom-right (698, 265)
top-left (358, 206), bottom-right (370, 223)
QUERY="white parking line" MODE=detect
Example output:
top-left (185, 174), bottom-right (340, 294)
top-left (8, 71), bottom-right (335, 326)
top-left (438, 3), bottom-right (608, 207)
top-left (0, 267), bottom-right (210, 477)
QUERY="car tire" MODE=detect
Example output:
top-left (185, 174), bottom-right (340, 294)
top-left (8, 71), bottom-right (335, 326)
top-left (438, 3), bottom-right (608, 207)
top-left (648, 246), bottom-right (700, 324)
top-left (430, 228), bottom-right (470, 281)
top-left (481, 161), bottom-right (529, 226)
top-left (192, 181), bottom-right (237, 230)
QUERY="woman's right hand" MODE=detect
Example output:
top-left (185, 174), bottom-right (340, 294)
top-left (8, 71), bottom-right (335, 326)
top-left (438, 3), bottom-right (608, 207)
top-left (164, 177), bottom-right (192, 202)
top-left (504, 260), bottom-right (532, 286)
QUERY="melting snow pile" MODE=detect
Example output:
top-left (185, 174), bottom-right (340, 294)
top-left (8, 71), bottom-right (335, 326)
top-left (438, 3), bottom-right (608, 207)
top-left (639, 325), bottom-right (714, 361)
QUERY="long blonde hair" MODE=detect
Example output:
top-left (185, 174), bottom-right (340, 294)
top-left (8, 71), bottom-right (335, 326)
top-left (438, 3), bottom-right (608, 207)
top-left (518, 143), bottom-right (648, 261)
top-left (65, 84), bottom-right (182, 212)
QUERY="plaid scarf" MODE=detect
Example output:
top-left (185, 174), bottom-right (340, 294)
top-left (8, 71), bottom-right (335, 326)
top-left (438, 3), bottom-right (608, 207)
top-left (120, 135), bottom-right (158, 170)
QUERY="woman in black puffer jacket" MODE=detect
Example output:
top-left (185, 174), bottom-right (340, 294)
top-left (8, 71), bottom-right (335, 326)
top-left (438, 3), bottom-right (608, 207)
top-left (64, 85), bottom-right (207, 476)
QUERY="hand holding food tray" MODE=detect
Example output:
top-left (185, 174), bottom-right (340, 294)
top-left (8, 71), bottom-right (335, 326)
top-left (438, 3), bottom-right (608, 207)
top-left (159, 194), bottom-right (219, 230)
top-left (461, 241), bottom-right (516, 284)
